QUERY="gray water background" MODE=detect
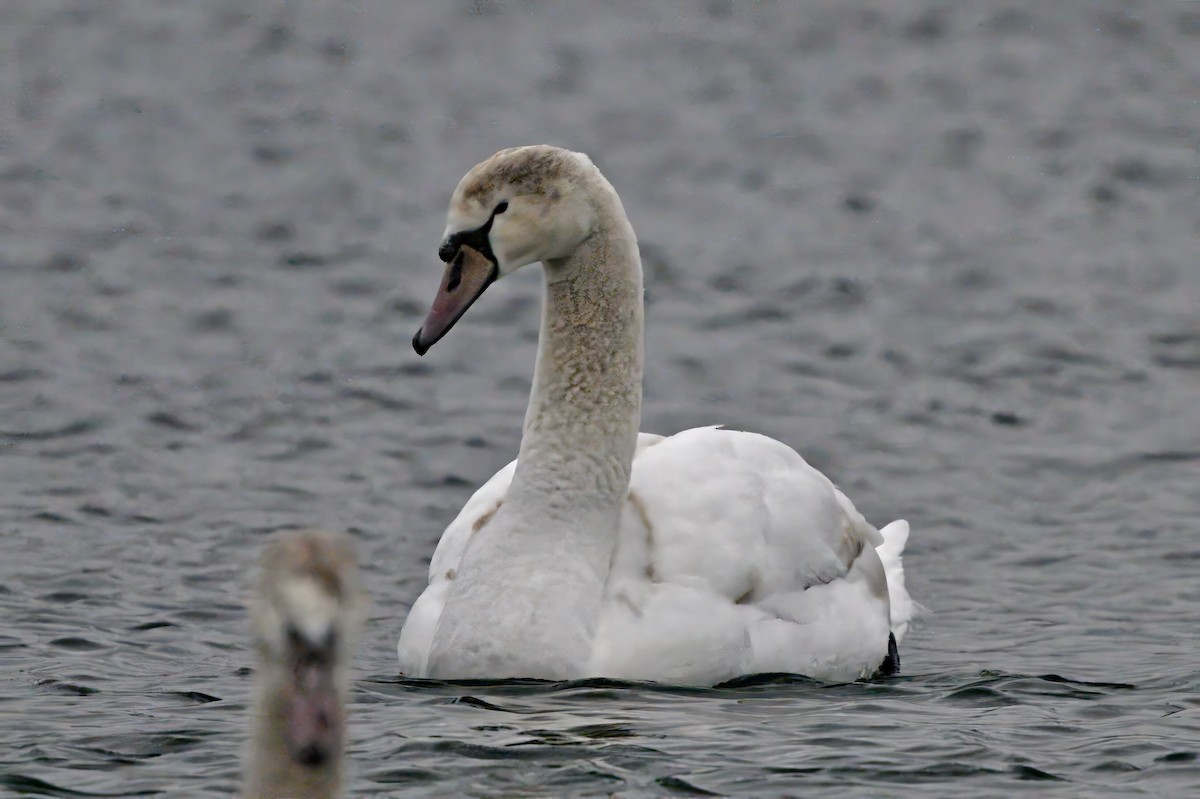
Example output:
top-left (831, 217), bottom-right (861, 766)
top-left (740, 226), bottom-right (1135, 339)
top-left (1, 1), bottom-right (1198, 796)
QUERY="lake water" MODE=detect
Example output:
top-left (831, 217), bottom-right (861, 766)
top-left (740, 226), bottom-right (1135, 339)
top-left (1, 1), bottom-right (1197, 796)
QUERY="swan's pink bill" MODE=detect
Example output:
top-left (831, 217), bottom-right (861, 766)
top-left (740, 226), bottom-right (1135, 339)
top-left (413, 244), bottom-right (498, 355)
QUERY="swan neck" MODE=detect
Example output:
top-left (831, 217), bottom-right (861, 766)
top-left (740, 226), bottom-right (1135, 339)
top-left (422, 174), bottom-right (645, 679)
top-left (512, 197), bottom-right (643, 513)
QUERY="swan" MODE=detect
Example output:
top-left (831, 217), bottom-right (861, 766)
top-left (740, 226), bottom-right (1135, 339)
top-left (245, 531), bottom-right (365, 799)
top-left (397, 145), bottom-right (914, 685)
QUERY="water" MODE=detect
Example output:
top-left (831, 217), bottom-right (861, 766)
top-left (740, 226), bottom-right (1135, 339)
top-left (1, 1), bottom-right (1197, 796)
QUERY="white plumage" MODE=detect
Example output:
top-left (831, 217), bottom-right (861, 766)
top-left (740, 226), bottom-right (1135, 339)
top-left (400, 429), bottom-right (913, 684)
top-left (399, 146), bottom-right (914, 685)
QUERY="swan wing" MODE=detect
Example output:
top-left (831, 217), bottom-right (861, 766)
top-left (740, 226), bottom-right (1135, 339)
top-left (592, 426), bottom-right (910, 683)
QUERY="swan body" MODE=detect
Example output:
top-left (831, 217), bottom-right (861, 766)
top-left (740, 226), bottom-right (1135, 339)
top-left (245, 531), bottom-right (364, 799)
top-left (399, 146), bottom-right (914, 685)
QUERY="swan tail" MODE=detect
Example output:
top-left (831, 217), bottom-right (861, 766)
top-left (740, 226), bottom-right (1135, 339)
top-left (876, 520), bottom-right (916, 642)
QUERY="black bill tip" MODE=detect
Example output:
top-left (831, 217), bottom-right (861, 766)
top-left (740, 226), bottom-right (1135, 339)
top-left (412, 328), bottom-right (430, 356)
top-left (296, 742), bottom-right (329, 768)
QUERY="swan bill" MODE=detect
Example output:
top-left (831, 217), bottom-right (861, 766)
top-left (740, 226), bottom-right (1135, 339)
top-left (413, 244), bottom-right (498, 355)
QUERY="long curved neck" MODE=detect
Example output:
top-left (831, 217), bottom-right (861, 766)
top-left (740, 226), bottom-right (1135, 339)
top-left (426, 179), bottom-right (644, 679)
top-left (510, 191), bottom-right (644, 521)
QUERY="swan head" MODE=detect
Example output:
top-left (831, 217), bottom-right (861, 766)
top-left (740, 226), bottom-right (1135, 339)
top-left (413, 145), bottom-right (599, 354)
top-left (251, 531), bottom-right (364, 771)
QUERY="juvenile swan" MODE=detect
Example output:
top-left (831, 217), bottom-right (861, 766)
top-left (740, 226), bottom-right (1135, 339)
top-left (398, 145), bottom-right (914, 685)
top-left (245, 531), bottom-right (364, 799)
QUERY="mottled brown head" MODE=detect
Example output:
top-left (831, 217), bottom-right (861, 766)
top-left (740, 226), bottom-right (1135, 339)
top-left (257, 531), bottom-right (360, 608)
top-left (413, 145), bottom-right (602, 354)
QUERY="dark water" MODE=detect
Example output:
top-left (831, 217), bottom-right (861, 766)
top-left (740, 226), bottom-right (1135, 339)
top-left (2, 1), bottom-right (1198, 796)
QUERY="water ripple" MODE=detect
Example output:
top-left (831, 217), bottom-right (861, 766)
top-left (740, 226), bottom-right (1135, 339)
top-left (3, 1), bottom-right (1199, 797)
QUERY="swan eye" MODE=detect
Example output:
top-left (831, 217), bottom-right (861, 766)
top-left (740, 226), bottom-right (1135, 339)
top-left (493, 201), bottom-right (509, 215)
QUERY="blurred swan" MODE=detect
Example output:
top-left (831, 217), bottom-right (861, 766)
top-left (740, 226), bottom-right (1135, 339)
top-left (398, 145), bottom-right (914, 685)
top-left (245, 531), bottom-right (365, 799)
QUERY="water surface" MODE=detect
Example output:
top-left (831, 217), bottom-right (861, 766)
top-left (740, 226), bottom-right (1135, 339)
top-left (1, 1), bottom-right (1198, 796)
